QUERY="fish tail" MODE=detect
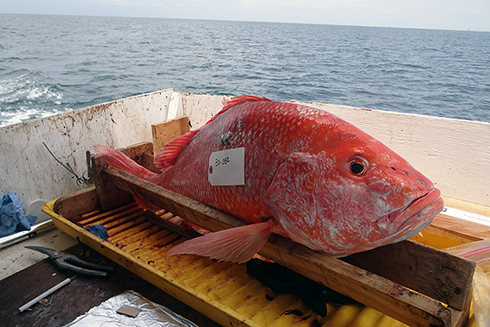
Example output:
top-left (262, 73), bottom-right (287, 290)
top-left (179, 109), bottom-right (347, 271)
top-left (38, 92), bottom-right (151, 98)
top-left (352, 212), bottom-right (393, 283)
top-left (94, 144), bottom-right (156, 180)
top-left (165, 220), bottom-right (275, 263)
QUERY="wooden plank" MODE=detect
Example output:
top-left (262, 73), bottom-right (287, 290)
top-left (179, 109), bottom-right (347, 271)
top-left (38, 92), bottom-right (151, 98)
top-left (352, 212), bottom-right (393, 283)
top-left (139, 150), bottom-right (161, 173)
top-left (424, 197), bottom-right (490, 243)
top-left (53, 186), bottom-right (97, 218)
top-left (105, 166), bottom-right (245, 232)
top-left (342, 240), bottom-right (474, 311)
top-left (94, 141), bottom-right (154, 211)
top-left (151, 116), bottom-right (190, 154)
top-left (118, 141), bottom-right (155, 162)
top-left (427, 214), bottom-right (490, 243)
top-left (259, 238), bottom-right (468, 327)
top-left (101, 165), bottom-right (473, 327)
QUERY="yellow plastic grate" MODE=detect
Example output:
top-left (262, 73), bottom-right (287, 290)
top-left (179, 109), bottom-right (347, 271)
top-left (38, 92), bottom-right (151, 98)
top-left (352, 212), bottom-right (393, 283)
top-left (66, 202), bottom-right (407, 327)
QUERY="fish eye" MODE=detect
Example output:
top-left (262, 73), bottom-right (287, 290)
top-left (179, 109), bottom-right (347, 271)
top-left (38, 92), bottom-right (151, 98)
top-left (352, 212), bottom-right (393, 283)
top-left (348, 156), bottom-right (369, 176)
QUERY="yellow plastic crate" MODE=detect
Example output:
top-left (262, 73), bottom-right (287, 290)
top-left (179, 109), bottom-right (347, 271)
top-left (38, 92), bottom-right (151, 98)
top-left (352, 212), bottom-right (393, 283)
top-left (43, 197), bottom-right (410, 327)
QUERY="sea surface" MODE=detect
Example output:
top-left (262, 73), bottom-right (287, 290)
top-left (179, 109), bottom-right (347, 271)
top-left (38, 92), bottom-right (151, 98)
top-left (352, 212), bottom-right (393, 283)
top-left (1, 13), bottom-right (490, 126)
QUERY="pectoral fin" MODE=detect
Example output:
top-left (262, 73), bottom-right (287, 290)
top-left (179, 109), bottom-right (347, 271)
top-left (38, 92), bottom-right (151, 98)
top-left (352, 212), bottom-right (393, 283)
top-left (165, 220), bottom-right (274, 263)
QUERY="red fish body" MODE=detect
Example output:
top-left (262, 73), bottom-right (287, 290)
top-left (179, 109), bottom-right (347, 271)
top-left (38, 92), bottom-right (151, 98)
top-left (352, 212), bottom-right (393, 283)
top-left (96, 96), bottom-right (443, 263)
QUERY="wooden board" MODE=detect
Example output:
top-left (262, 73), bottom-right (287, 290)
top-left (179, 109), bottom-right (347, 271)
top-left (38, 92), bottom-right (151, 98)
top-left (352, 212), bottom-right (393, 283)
top-left (428, 214), bottom-right (490, 243)
top-left (54, 186), bottom-right (98, 219)
top-left (426, 195), bottom-right (490, 244)
top-left (342, 240), bottom-right (474, 310)
top-left (151, 116), bottom-right (190, 154)
top-left (98, 164), bottom-right (473, 327)
top-left (443, 198), bottom-right (490, 218)
top-left (94, 141), bottom-right (154, 211)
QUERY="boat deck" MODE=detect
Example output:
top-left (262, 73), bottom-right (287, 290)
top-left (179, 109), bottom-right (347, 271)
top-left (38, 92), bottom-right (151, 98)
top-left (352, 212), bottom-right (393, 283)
top-left (0, 241), bottom-right (220, 327)
top-left (0, 228), bottom-right (77, 280)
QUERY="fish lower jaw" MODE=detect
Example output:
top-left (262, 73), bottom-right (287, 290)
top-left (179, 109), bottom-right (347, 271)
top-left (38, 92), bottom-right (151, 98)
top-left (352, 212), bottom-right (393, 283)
top-left (376, 209), bottom-right (404, 236)
top-left (310, 193), bottom-right (442, 258)
top-left (396, 196), bottom-right (443, 238)
top-left (376, 188), bottom-right (442, 237)
top-left (386, 215), bottom-right (435, 245)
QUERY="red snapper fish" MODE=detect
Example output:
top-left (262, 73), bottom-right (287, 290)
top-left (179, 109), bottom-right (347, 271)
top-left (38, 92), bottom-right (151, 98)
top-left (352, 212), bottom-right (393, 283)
top-left (95, 95), bottom-right (443, 263)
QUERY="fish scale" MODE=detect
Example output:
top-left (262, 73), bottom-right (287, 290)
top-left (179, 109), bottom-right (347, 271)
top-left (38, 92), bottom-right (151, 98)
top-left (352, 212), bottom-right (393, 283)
top-left (55, 200), bottom-right (407, 327)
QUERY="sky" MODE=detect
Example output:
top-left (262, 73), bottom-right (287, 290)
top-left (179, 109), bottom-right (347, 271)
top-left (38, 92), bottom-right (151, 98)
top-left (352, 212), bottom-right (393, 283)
top-left (1, 0), bottom-right (490, 32)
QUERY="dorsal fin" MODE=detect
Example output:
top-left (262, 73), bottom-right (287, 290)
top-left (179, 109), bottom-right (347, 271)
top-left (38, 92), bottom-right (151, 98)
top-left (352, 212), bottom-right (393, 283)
top-left (155, 95), bottom-right (270, 170)
top-left (223, 95), bottom-right (271, 110)
top-left (154, 129), bottom-right (199, 169)
top-left (202, 95), bottom-right (271, 127)
top-left (196, 95), bottom-right (271, 129)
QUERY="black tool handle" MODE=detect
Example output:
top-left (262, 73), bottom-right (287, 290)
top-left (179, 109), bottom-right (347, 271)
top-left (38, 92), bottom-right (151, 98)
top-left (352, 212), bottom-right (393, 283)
top-left (57, 259), bottom-right (108, 277)
top-left (25, 245), bottom-right (58, 258)
top-left (65, 256), bottom-right (113, 272)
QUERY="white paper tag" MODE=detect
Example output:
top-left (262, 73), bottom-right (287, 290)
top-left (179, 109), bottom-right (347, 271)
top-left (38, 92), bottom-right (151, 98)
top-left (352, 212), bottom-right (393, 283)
top-left (208, 148), bottom-right (245, 186)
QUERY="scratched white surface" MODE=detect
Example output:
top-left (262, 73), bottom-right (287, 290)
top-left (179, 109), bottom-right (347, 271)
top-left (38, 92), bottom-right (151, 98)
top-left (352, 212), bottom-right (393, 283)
top-left (0, 89), bottom-right (174, 208)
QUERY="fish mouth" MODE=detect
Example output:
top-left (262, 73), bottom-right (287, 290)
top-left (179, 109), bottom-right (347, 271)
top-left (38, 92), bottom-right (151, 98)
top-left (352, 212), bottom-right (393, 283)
top-left (376, 188), bottom-right (443, 241)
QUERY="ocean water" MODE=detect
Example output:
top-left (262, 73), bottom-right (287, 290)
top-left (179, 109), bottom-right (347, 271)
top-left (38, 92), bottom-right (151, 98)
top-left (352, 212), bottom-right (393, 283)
top-left (1, 13), bottom-right (490, 127)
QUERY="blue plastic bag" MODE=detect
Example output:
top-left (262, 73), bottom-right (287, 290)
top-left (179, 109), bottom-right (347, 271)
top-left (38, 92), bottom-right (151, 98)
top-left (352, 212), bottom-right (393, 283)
top-left (87, 225), bottom-right (109, 241)
top-left (0, 192), bottom-right (38, 237)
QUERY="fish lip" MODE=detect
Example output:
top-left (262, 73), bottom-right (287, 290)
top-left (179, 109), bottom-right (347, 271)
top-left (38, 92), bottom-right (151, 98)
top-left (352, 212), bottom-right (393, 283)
top-left (376, 188), bottom-right (443, 237)
top-left (387, 213), bottom-right (435, 245)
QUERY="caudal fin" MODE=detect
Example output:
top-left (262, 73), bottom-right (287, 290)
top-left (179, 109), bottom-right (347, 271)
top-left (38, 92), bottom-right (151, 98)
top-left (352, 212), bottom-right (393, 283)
top-left (166, 220), bottom-right (274, 263)
top-left (94, 144), bottom-right (156, 180)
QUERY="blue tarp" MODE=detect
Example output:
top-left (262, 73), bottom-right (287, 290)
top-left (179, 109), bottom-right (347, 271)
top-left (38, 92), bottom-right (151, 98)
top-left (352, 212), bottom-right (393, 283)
top-left (0, 193), bottom-right (37, 237)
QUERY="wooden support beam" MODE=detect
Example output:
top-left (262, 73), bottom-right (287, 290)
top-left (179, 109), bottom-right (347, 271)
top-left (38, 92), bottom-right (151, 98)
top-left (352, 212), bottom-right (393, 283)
top-left (428, 214), bottom-right (490, 243)
top-left (151, 116), bottom-right (190, 154)
top-left (54, 186), bottom-right (97, 218)
top-left (94, 141), bottom-right (154, 211)
top-left (425, 197), bottom-right (490, 243)
top-left (342, 240), bottom-right (474, 310)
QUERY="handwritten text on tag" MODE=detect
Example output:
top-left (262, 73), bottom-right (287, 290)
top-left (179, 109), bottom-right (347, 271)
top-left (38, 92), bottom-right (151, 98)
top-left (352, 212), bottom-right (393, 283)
top-left (208, 148), bottom-right (245, 186)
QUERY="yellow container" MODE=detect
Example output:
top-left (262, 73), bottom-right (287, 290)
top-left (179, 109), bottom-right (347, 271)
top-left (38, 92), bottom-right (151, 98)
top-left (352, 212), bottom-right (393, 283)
top-left (43, 196), bottom-right (472, 327)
